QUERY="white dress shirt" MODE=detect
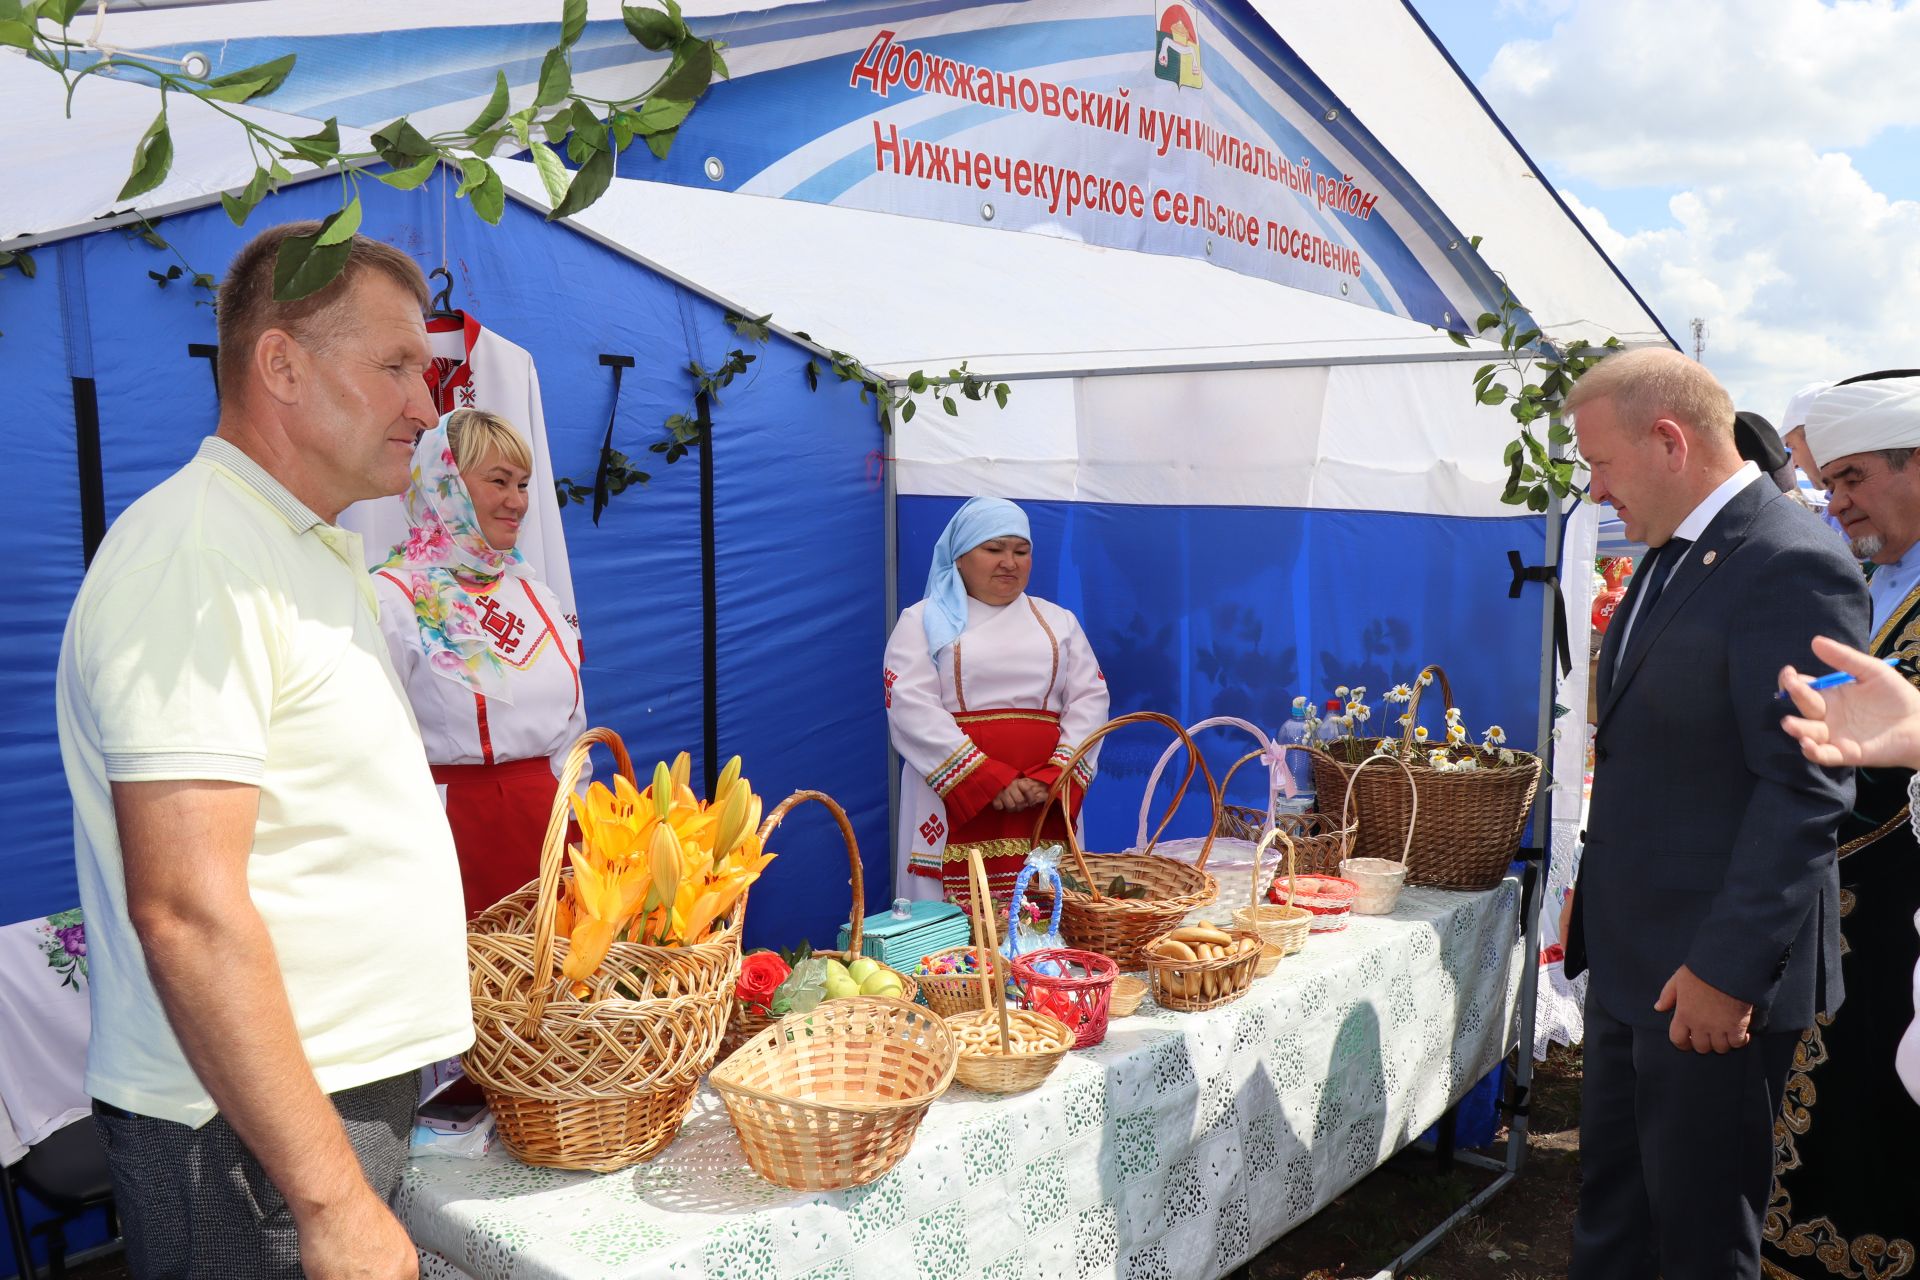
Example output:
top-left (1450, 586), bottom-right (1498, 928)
top-left (1617, 462), bottom-right (1763, 655)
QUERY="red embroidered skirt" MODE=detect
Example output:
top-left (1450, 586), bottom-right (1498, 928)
top-left (432, 756), bottom-right (559, 920)
top-left (936, 709), bottom-right (1082, 911)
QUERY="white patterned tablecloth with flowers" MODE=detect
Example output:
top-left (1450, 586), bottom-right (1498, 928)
top-left (403, 876), bottom-right (1523, 1280)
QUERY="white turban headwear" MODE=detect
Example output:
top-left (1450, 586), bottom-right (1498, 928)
top-left (1804, 377), bottom-right (1920, 474)
top-left (1781, 381), bottom-right (1831, 434)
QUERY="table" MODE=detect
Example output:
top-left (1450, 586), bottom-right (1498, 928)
top-left (404, 876), bottom-right (1523, 1280)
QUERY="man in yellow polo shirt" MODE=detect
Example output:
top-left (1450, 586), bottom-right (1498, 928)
top-left (55, 223), bottom-right (470, 1279)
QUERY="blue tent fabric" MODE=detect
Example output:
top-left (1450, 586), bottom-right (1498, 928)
top-left (896, 496), bottom-right (1548, 853)
top-left (0, 172), bottom-right (888, 952)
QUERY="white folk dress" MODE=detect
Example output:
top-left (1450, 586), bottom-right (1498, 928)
top-left (885, 593), bottom-right (1108, 905)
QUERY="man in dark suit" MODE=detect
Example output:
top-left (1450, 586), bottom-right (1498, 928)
top-left (1563, 348), bottom-right (1870, 1279)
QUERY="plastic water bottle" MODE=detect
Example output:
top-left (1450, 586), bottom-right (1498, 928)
top-left (1316, 700), bottom-right (1346, 747)
top-left (1276, 703), bottom-right (1317, 811)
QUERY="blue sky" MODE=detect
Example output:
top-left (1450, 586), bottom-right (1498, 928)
top-left (1404, 0), bottom-right (1920, 416)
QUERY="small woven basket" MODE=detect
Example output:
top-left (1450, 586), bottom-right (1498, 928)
top-left (1234, 827), bottom-right (1313, 956)
top-left (915, 947), bottom-right (993, 1018)
top-left (1012, 947), bottom-right (1118, 1050)
top-left (1308, 665), bottom-right (1542, 890)
top-left (1283, 875), bottom-right (1360, 933)
top-left (720, 793), bottom-right (919, 1060)
top-left (1029, 713), bottom-right (1220, 967)
top-left (1108, 974), bottom-right (1149, 1017)
top-left (1253, 942), bottom-right (1283, 979)
top-left (464, 728), bottom-right (739, 1172)
top-left (709, 996), bottom-right (956, 1190)
top-left (946, 848), bottom-right (1073, 1093)
top-left (1338, 753), bottom-right (1418, 916)
top-left (1141, 925), bottom-right (1263, 1012)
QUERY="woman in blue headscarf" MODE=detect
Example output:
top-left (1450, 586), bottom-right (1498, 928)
top-left (885, 498), bottom-right (1110, 907)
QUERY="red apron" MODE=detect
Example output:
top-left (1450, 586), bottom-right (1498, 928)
top-left (433, 756), bottom-right (559, 920)
top-left (933, 708), bottom-right (1082, 910)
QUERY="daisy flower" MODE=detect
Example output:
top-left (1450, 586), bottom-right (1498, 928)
top-left (1335, 685), bottom-right (1350, 699)
top-left (1484, 725), bottom-right (1507, 746)
top-left (1414, 726), bottom-right (1430, 743)
top-left (1447, 724), bottom-right (1468, 745)
top-left (1387, 684), bottom-right (1413, 704)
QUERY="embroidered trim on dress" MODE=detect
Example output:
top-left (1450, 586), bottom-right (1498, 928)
top-left (928, 742), bottom-right (987, 797)
top-left (1027, 597), bottom-right (1061, 704)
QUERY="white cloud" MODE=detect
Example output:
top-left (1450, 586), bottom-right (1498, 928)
top-left (1485, 0), bottom-right (1920, 186)
top-left (1556, 153), bottom-right (1920, 415)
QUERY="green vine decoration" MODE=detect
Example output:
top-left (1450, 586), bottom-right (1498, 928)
top-left (1447, 264), bottom-right (1623, 512)
top-left (5, 0), bottom-right (726, 301)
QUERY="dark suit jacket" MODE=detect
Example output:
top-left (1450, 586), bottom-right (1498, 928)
top-left (1566, 478), bottom-right (1869, 1031)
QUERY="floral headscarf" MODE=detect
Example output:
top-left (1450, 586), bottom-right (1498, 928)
top-left (378, 414), bottom-right (526, 701)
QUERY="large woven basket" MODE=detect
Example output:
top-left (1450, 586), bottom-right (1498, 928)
top-left (916, 947), bottom-right (993, 1018)
top-left (1308, 665), bottom-right (1542, 891)
top-left (710, 996), bottom-right (956, 1190)
top-left (1029, 712), bottom-right (1220, 967)
top-left (946, 847), bottom-right (1073, 1094)
top-left (720, 792), bottom-right (918, 1059)
top-left (464, 728), bottom-right (739, 1172)
top-left (1338, 752), bottom-right (1418, 915)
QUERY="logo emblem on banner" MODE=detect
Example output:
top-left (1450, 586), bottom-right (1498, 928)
top-left (1154, 4), bottom-right (1203, 89)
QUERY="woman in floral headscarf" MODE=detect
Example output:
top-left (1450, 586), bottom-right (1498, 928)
top-left (373, 409), bottom-right (586, 918)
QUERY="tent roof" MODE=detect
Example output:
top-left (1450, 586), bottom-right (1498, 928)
top-left (496, 160), bottom-right (1495, 379)
top-left (0, 60), bottom-right (368, 246)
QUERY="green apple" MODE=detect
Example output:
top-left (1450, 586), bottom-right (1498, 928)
top-left (860, 970), bottom-right (903, 997)
top-left (846, 957), bottom-right (880, 984)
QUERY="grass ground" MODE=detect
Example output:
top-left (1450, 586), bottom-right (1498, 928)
top-left (63, 1044), bottom-right (1583, 1280)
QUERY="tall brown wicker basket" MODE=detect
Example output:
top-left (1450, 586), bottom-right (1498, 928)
top-left (1307, 665), bottom-right (1542, 891)
top-left (1028, 712), bottom-right (1220, 967)
top-left (463, 728), bottom-right (741, 1172)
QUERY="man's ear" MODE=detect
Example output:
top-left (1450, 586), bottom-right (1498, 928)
top-left (1651, 416), bottom-right (1690, 472)
top-left (254, 328), bottom-right (303, 407)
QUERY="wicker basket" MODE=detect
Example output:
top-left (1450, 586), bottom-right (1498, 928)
top-left (1308, 665), bottom-right (1542, 891)
top-left (1028, 713), bottom-right (1220, 967)
top-left (710, 996), bottom-right (956, 1190)
top-left (1141, 925), bottom-right (1263, 1012)
top-left (947, 848), bottom-right (1072, 1093)
top-left (720, 793), bottom-right (920, 1060)
top-left (1338, 753), bottom-right (1418, 915)
top-left (1220, 806), bottom-right (1356, 878)
top-left (1012, 947), bottom-right (1117, 1049)
top-left (915, 947), bottom-right (994, 1018)
top-left (1253, 942), bottom-right (1283, 979)
top-left (1234, 827), bottom-right (1313, 956)
top-left (464, 728), bottom-right (739, 1172)
top-left (1108, 974), bottom-right (1149, 1017)
top-left (1283, 875), bottom-right (1360, 932)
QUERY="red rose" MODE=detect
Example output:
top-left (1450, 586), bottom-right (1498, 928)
top-left (736, 952), bottom-right (791, 1011)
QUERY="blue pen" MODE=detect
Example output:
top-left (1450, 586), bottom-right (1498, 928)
top-left (1774, 656), bottom-right (1902, 700)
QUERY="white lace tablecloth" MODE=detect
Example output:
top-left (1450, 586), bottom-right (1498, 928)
top-left (404, 878), bottom-right (1523, 1280)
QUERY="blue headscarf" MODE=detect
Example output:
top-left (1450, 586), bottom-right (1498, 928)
top-left (922, 497), bottom-right (1031, 655)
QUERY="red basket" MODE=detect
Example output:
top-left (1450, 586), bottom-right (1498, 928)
top-left (1273, 873), bottom-right (1359, 933)
top-left (1010, 947), bottom-right (1118, 1050)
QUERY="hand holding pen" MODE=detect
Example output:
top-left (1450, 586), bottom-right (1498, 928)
top-left (1779, 637), bottom-right (1920, 770)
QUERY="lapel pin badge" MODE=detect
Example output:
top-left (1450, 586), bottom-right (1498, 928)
top-left (1702, 550), bottom-right (1718, 566)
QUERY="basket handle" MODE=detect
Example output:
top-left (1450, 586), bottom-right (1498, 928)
top-left (1034, 711), bottom-right (1221, 901)
top-left (1397, 664), bottom-right (1457, 752)
top-left (1135, 715), bottom-right (1276, 847)
top-left (965, 844), bottom-right (1013, 1051)
top-left (1340, 751), bottom-right (1419, 867)
top-left (756, 790), bottom-right (864, 951)
top-left (1252, 824), bottom-right (1299, 909)
top-left (524, 726), bottom-right (637, 1029)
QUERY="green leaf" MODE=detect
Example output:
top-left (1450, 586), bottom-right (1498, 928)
top-left (542, 112), bottom-right (574, 144)
top-left (1468, 234), bottom-right (1483, 249)
top-left (906, 370), bottom-right (926, 393)
top-left (803, 359), bottom-right (819, 391)
top-left (622, 1), bottom-right (684, 50)
top-left (271, 226), bottom-right (352, 301)
top-left (1477, 386), bottom-right (1508, 405)
top-left (1527, 485), bottom-right (1549, 513)
top-left (565, 129), bottom-right (593, 165)
top-left (1474, 312), bottom-right (1498, 333)
top-left (611, 111), bottom-right (635, 150)
top-left (711, 42), bottom-right (729, 79)
top-left (569, 98), bottom-right (605, 143)
top-left (10, 249), bottom-right (37, 279)
top-left (1548, 421), bottom-right (1573, 446)
top-left (1502, 439), bottom-right (1522, 466)
top-left (900, 398), bottom-right (916, 423)
top-left (942, 395), bottom-right (957, 416)
top-left (268, 159), bottom-right (294, 188)
top-left (202, 52), bottom-right (296, 101)
top-left (561, 0), bottom-right (588, 48)
top-left (656, 37), bottom-right (715, 101)
top-left (643, 127), bottom-right (677, 160)
top-left (994, 382), bottom-right (1010, 409)
top-left (378, 153), bottom-right (440, 190)
top-left (1447, 330), bottom-right (1469, 348)
top-left (631, 94), bottom-right (693, 134)
top-left (286, 117), bottom-right (340, 165)
top-left (371, 117), bottom-right (434, 168)
top-left (0, 19), bottom-right (35, 50)
top-left (219, 166), bottom-right (271, 225)
top-left (509, 107), bottom-right (535, 150)
top-left (551, 145), bottom-right (613, 219)
top-left (315, 194), bottom-right (362, 246)
top-left (455, 156), bottom-right (491, 196)
top-left (466, 70), bottom-right (511, 134)
top-left (116, 110), bottom-right (174, 201)
top-left (468, 166), bottom-right (506, 225)
top-left (534, 46), bottom-right (572, 107)
top-left (529, 141), bottom-right (569, 206)
top-left (43, 0), bottom-right (85, 23)
top-left (1513, 328), bottom-right (1542, 350)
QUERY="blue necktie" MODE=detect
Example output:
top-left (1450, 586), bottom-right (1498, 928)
top-left (1617, 536), bottom-right (1693, 673)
